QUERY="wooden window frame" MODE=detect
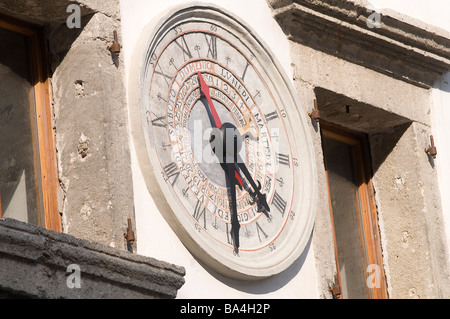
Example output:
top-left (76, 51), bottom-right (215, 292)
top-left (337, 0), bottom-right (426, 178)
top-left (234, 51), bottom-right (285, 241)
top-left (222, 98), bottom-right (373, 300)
top-left (0, 13), bottom-right (60, 232)
top-left (321, 121), bottom-right (387, 299)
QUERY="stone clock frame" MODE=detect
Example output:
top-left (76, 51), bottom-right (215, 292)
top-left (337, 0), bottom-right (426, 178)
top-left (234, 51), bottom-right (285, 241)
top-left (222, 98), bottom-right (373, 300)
top-left (128, 3), bottom-right (318, 280)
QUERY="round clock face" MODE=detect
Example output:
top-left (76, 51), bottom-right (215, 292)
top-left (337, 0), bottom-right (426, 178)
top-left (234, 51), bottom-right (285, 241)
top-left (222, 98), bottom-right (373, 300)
top-left (131, 5), bottom-right (317, 279)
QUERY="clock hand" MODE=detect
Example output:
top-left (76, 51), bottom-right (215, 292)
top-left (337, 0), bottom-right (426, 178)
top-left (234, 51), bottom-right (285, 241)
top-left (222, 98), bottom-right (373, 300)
top-left (220, 124), bottom-right (241, 255)
top-left (199, 72), bottom-right (244, 188)
top-left (219, 122), bottom-right (269, 216)
top-left (198, 73), bottom-right (258, 141)
top-left (198, 71), bottom-right (222, 129)
top-left (225, 161), bottom-right (240, 255)
top-left (235, 157), bottom-right (270, 217)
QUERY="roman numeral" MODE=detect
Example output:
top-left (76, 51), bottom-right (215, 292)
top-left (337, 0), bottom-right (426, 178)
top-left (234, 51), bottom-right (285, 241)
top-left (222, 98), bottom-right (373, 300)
top-left (151, 113), bottom-right (166, 128)
top-left (205, 34), bottom-right (217, 60)
top-left (174, 35), bottom-right (193, 62)
top-left (264, 111), bottom-right (279, 122)
top-left (163, 162), bottom-right (180, 186)
top-left (154, 63), bottom-right (173, 87)
top-left (241, 61), bottom-right (250, 81)
top-left (255, 221), bottom-right (269, 242)
top-left (276, 152), bottom-right (290, 167)
top-left (272, 191), bottom-right (287, 216)
top-left (193, 199), bottom-right (207, 229)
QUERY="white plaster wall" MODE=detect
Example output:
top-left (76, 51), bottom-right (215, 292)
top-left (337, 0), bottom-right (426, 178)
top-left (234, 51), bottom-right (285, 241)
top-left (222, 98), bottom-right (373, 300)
top-left (369, 0), bottom-right (450, 31)
top-left (120, 0), bottom-right (319, 298)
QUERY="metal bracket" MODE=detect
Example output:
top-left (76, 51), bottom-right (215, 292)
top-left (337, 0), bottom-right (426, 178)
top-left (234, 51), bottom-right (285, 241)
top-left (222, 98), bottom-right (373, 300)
top-left (308, 99), bottom-right (320, 122)
top-left (328, 273), bottom-right (342, 299)
top-left (124, 218), bottom-right (135, 245)
top-left (107, 30), bottom-right (121, 56)
top-left (424, 135), bottom-right (437, 159)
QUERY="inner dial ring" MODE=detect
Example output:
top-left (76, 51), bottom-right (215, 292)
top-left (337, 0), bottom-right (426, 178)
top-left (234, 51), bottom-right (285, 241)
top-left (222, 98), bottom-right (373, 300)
top-left (168, 62), bottom-right (276, 226)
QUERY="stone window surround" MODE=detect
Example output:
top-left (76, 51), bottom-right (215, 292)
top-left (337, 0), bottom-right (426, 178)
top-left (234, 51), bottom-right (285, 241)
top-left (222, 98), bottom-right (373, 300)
top-left (0, 1), bottom-right (136, 249)
top-left (269, 0), bottom-right (450, 298)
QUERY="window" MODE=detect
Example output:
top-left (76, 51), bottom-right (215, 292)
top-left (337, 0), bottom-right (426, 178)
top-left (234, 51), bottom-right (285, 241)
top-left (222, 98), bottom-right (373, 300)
top-left (321, 122), bottom-right (387, 299)
top-left (0, 14), bottom-right (59, 231)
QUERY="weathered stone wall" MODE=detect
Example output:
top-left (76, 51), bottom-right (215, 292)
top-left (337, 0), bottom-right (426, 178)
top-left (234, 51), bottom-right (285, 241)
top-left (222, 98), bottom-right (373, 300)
top-left (47, 3), bottom-right (134, 250)
top-left (291, 81), bottom-right (336, 298)
top-left (370, 123), bottom-right (450, 298)
top-left (0, 0), bottom-right (135, 249)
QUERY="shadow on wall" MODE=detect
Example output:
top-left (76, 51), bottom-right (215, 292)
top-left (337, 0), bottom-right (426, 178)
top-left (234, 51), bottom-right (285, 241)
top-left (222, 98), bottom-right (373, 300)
top-left (46, 13), bottom-right (95, 76)
top-left (0, 1), bottom-right (118, 75)
top-left (46, 12), bottom-right (121, 73)
top-left (437, 72), bottom-right (450, 93)
top-left (314, 87), bottom-right (413, 175)
top-left (195, 235), bottom-right (313, 295)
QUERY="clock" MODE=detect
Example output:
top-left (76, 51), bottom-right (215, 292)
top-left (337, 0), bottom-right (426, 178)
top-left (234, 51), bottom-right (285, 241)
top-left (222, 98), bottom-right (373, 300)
top-left (129, 4), bottom-right (317, 279)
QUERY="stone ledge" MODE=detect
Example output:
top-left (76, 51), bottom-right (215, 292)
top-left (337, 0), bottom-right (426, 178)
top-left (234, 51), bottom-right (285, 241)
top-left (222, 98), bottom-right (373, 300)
top-left (0, 218), bottom-right (185, 298)
top-left (269, 0), bottom-right (450, 87)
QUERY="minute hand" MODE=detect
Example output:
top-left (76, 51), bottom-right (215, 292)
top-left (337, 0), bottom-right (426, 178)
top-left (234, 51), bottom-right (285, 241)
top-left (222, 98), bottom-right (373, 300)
top-left (225, 161), bottom-right (240, 255)
top-left (198, 71), bottom-right (222, 128)
top-left (235, 156), bottom-right (270, 216)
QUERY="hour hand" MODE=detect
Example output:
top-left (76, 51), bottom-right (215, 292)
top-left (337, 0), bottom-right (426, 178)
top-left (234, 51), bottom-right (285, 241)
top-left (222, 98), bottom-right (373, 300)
top-left (235, 159), bottom-right (270, 217)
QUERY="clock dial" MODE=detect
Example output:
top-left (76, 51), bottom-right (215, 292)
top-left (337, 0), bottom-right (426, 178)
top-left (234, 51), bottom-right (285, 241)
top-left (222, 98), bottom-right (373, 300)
top-left (132, 5), bottom-right (317, 279)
